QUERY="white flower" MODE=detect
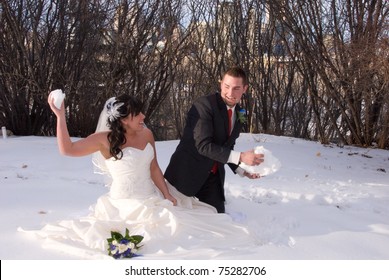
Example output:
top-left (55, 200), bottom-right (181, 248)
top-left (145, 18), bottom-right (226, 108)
top-left (118, 243), bottom-right (129, 254)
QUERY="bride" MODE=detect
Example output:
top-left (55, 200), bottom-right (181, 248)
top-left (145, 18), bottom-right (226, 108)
top-left (21, 93), bottom-right (259, 259)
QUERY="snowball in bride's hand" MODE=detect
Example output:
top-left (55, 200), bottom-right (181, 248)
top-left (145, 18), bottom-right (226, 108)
top-left (239, 146), bottom-right (281, 176)
top-left (50, 89), bottom-right (65, 109)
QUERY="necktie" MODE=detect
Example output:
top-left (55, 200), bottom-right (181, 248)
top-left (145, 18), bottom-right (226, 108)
top-left (228, 108), bottom-right (233, 135)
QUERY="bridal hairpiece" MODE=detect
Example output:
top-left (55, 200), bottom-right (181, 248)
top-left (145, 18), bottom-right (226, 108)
top-left (106, 97), bottom-right (124, 122)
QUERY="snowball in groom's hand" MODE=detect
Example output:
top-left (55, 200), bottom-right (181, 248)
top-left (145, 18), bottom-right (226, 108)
top-left (239, 146), bottom-right (281, 176)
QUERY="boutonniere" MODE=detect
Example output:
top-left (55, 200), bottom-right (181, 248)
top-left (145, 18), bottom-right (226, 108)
top-left (237, 108), bottom-right (247, 124)
top-left (107, 228), bottom-right (144, 259)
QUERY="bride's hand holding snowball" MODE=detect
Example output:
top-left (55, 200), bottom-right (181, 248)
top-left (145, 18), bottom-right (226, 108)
top-left (48, 89), bottom-right (65, 117)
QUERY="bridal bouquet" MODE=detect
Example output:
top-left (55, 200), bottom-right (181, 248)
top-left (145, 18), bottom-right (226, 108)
top-left (107, 228), bottom-right (144, 259)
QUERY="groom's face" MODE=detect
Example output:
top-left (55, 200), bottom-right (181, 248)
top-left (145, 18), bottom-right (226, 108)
top-left (220, 74), bottom-right (248, 107)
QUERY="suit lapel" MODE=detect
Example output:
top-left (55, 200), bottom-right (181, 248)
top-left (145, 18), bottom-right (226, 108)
top-left (215, 93), bottom-right (230, 136)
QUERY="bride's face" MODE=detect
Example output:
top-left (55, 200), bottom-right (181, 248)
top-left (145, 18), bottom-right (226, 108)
top-left (122, 112), bottom-right (145, 131)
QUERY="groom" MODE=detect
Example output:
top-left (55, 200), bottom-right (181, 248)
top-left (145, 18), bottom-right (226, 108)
top-left (164, 66), bottom-right (263, 213)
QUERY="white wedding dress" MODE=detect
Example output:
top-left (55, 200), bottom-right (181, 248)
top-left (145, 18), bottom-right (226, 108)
top-left (21, 143), bottom-right (259, 259)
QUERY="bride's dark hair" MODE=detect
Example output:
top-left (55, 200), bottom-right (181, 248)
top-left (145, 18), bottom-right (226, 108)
top-left (107, 94), bottom-right (143, 160)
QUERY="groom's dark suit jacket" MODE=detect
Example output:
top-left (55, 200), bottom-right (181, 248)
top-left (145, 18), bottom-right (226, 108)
top-left (164, 92), bottom-right (243, 199)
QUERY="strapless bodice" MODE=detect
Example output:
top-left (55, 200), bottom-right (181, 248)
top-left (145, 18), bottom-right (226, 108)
top-left (105, 143), bottom-right (155, 199)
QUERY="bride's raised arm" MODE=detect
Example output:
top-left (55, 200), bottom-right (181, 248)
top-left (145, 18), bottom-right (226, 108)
top-left (48, 92), bottom-right (107, 157)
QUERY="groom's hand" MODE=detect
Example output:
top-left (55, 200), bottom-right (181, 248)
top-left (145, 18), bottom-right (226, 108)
top-left (240, 150), bottom-right (264, 166)
top-left (243, 171), bottom-right (261, 179)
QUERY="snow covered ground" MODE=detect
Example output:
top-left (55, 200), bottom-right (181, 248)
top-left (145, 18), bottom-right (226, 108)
top-left (1, 133), bottom-right (388, 278)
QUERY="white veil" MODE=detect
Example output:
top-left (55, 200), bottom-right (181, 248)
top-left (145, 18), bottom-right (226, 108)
top-left (92, 97), bottom-right (116, 186)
